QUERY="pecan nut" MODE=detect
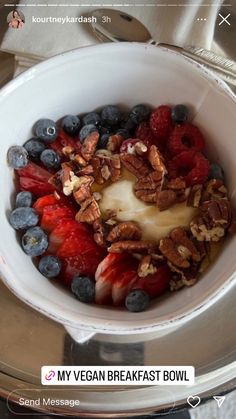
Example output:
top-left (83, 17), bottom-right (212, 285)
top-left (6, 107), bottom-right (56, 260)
top-left (107, 221), bottom-right (142, 242)
top-left (148, 145), bottom-right (167, 175)
top-left (159, 227), bottom-right (200, 268)
top-left (91, 154), bottom-right (121, 184)
top-left (190, 199), bottom-right (232, 241)
top-left (93, 219), bottom-right (107, 247)
top-left (61, 165), bottom-right (86, 196)
top-left (73, 175), bottom-right (94, 204)
top-left (108, 240), bottom-right (157, 254)
top-left (134, 171), bottom-right (163, 203)
top-left (156, 190), bottom-right (177, 211)
top-left (121, 153), bottom-right (150, 178)
top-left (107, 134), bottom-right (123, 152)
top-left (138, 255), bottom-right (157, 277)
top-left (202, 179), bottom-right (228, 202)
top-left (166, 177), bottom-right (187, 204)
top-left (75, 197), bottom-right (101, 224)
top-left (187, 184), bottom-right (203, 208)
top-left (81, 131), bottom-right (100, 162)
top-left (169, 262), bottom-right (199, 291)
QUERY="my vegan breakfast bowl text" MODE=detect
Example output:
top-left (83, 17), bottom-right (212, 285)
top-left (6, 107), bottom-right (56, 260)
top-left (7, 102), bottom-right (235, 313)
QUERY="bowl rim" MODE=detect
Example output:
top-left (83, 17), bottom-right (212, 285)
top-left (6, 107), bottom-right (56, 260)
top-left (1, 42), bottom-right (236, 334)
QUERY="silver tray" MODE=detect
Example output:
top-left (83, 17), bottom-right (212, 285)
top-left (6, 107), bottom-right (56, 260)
top-left (0, 2), bottom-right (236, 416)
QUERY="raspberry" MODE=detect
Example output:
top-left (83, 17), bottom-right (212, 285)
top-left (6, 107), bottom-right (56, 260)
top-left (136, 121), bottom-right (156, 145)
top-left (168, 123), bottom-right (205, 156)
top-left (149, 105), bottom-right (173, 143)
top-left (168, 150), bottom-right (210, 186)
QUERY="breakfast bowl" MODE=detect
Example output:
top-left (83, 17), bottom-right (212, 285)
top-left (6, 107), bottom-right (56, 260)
top-left (0, 43), bottom-right (236, 340)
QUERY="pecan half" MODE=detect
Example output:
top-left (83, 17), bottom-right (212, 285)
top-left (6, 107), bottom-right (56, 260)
top-left (121, 153), bottom-right (150, 178)
top-left (187, 184), bottom-right (203, 208)
top-left (81, 131), bottom-right (99, 162)
top-left (166, 177), bottom-right (187, 204)
top-left (134, 171), bottom-right (163, 203)
top-left (108, 240), bottom-right (157, 254)
top-left (169, 262), bottom-right (199, 291)
top-left (61, 165), bottom-right (85, 196)
top-left (170, 227), bottom-right (200, 262)
top-left (160, 237), bottom-right (190, 268)
top-left (156, 190), bottom-right (177, 211)
top-left (91, 154), bottom-right (121, 184)
top-left (138, 255), bottom-right (157, 277)
top-left (202, 179), bottom-right (228, 202)
top-left (148, 145), bottom-right (167, 175)
top-left (107, 134), bottom-right (123, 152)
top-left (75, 197), bottom-right (101, 224)
top-left (191, 199), bottom-right (232, 241)
top-left (159, 227), bottom-right (200, 268)
top-left (73, 176), bottom-right (94, 205)
top-left (93, 219), bottom-right (107, 247)
top-left (107, 221), bottom-right (142, 242)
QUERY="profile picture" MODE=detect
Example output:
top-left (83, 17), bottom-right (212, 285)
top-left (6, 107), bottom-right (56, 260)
top-left (7, 10), bottom-right (25, 29)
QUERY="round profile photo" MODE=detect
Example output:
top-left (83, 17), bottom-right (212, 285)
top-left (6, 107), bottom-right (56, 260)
top-left (7, 10), bottom-right (25, 29)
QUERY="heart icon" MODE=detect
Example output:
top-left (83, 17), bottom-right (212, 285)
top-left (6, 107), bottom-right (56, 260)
top-left (187, 395), bottom-right (201, 408)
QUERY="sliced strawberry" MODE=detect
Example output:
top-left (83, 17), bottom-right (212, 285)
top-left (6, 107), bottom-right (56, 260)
top-left (112, 269), bottom-right (138, 306)
top-left (19, 176), bottom-right (55, 197)
top-left (48, 219), bottom-right (90, 253)
top-left (50, 129), bottom-right (81, 157)
top-left (95, 253), bottom-right (139, 305)
top-left (95, 253), bottom-right (129, 282)
top-left (41, 204), bottom-right (75, 232)
top-left (133, 265), bottom-right (171, 299)
top-left (18, 162), bottom-right (52, 182)
top-left (61, 253), bottom-right (104, 287)
top-left (57, 231), bottom-right (100, 258)
top-left (33, 194), bottom-right (62, 214)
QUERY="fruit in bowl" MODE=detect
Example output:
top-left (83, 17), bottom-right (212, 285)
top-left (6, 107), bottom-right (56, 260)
top-left (1, 44), bottom-right (236, 336)
top-left (7, 101), bottom-right (234, 313)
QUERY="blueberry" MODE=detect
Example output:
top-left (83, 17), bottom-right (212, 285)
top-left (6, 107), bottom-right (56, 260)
top-left (130, 104), bottom-right (151, 124)
top-left (7, 146), bottom-right (28, 169)
top-left (99, 124), bottom-right (113, 136)
top-left (97, 133), bottom-right (109, 149)
top-left (15, 191), bottom-right (34, 208)
top-left (34, 119), bottom-right (58, 142)
top-left (22, 226), bottom-right (48, 257)
top-left (120, 115), bottom-right (137, 132)
top-left (125, 289), bottom-right (150, 312)
top-left (9, 207), bottom-right (39, 230)
top-left (116, 129), bottom-right (130, 139)
top-left (208, 163), bottom-right (224, 181)
top-left (79, 124), bottom-right (98, 142)
top-left (71, 275), bottom-right (95, 303)
top-left (172, 104), bottom-right (188, 124)
top-left (38, 255), bottom-right (61, 278)
top-left (40, 149), bottom-right (61, 169)
top-left (23, 138), bottom-right (46, 161)
top-left (101, 105), bottom-right (121, 126)
top-left (82, 112), bottom-right (101, 127)
top-left (61, 114), bottom-right (81, 136)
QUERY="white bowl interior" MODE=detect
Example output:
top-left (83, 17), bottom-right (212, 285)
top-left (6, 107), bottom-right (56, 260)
top-left (0, 43), bottom-right (236, 333)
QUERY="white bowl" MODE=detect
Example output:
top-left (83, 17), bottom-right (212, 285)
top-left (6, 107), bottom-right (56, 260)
top-left (0, 43), bottom-right (236, 338)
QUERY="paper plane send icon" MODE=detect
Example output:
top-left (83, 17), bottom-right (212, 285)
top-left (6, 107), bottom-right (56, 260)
top-left (213, 396), bottom-right (225, 408)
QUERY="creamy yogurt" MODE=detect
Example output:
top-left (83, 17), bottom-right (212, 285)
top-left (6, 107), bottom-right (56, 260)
top-left (99, 178), bottom-right (196, 241)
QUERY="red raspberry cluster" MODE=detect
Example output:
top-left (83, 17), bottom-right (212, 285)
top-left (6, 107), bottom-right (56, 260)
top-left (136, 105), bottom-right (210, 186)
